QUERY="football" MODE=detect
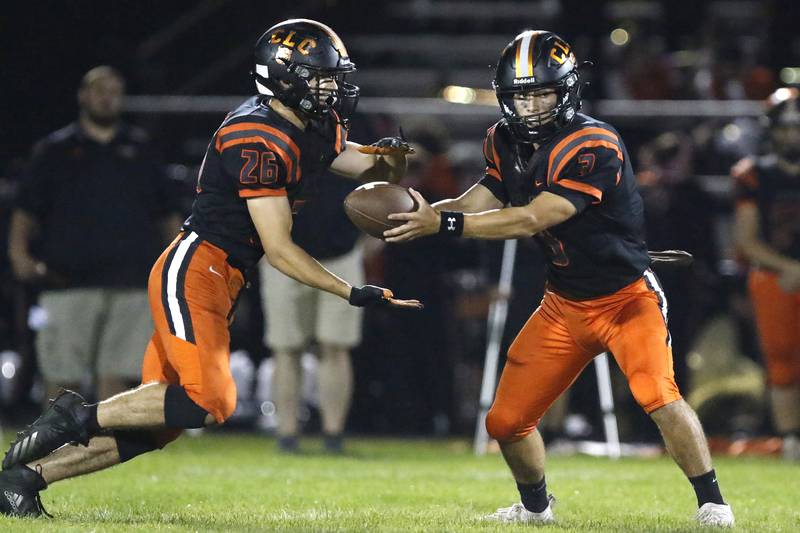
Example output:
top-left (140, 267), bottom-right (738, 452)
top-left (344, 182), bottom-right (418, 239)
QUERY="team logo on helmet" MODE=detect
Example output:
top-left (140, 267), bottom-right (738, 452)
top-left (275, 46), bottom-right (292, 64)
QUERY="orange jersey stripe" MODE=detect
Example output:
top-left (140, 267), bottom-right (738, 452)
top-left (331, 110), bottom-right (345, 154)
top-left (215, 122), bottom-right (301, 160)
top-left (335, 122), bottom-right (343, 154)
top-left (483, 124), bottom-right (497, 162)
top-left (551, 139), bottom-right (624, 188)
top-left (239, 188), bottom-right (287, 198)
top-left (490, 129), bottom-right (502, 176)
top-left (486, 166), bottom-right (501, 180)
top-left (217, 136), bottom-right (299, 183)
top-left (557, 178), bottom-right (602, 202)
top-left (548, 127), bottom-right (620, 183)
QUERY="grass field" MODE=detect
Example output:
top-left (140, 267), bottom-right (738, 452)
top-left (0, 433), bottom-right (798, 532)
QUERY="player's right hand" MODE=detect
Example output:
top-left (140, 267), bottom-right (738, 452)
top-left (348, 284), bottom-right (423, 309)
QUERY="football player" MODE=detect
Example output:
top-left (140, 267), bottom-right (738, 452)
top-left (385, 31), bottom-right (733, 527)
top-left (0, 19), bottom-right (420, 517)
top-left (733, 87), bottom-right (800, 461)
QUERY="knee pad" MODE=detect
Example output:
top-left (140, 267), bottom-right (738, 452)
top-left (114, 431), bottom-right (160, 463)
top-left (629, 372), bottom-right (680, 413)
top-left (154, 428), bottom-right (183, 448)
top-left (164, 385), bottom-right (211, 428)
top-left (485, 408), bottom-right (534, 443)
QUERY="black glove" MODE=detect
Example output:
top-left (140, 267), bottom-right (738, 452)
top-left (372, 136), bottom-right (414, 153)
top-left (357, 134), bottom-right (415, 155)
top-left (348, 285), bottom-right (393, 307)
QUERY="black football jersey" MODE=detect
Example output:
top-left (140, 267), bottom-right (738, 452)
top-left (185, 96), bottom-right (347, 269)
top-left (733, 155), bottom-right (800, 260)
top-left (478, 113), bottom-right (650, 299)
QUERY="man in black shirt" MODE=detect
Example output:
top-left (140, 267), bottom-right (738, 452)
top-left (8, 66), bottom-right (182, 401)
top-left (260, 170), bottom-right (363, 453)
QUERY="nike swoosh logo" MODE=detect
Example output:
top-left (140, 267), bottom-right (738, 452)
top-left (535, 180), bottom-right (543, 187)
top-left (209, 265), bottom-right (224, 278)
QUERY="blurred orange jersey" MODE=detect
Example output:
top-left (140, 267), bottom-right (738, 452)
top-left (733, 156), bottom-right (800, 386)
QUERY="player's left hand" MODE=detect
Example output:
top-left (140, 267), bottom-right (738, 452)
top-left (384, 188), bottom-right (439, 242)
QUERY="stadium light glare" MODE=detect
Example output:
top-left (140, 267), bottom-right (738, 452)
top-left (610, 28), bottom-right (630, 46)
top-left (442, 85), bottom-right (477, 104)
top-left (779, 68), bottom-right (800, 85)
top-left (441, 86), bottom-right (497, 106)
top-left (722, 123), bottom-right (742, 142)
top-left (1, 361), bottom-right (15, 379)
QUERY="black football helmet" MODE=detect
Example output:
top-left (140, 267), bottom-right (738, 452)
top-left (493, 31), bottom-right (587, 143)
top-left (763, 87), bottom-right (800, 160)
top-left (254, 19), bottom-right (359, 120)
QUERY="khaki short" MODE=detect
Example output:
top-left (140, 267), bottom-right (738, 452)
top-left (260, 245), bottom-right (364, 351)
top-left (35, 288), bottom-right (152, 383)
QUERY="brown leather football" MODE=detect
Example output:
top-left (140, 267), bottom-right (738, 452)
top-left (344, 182), bottom-right (417, 239)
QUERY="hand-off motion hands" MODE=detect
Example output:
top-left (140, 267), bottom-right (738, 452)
top-left (383, 188), bottom-right (440, 243)
top-left (349, 284), bottom-right (424, 309)
top-left (356, 135), bottom-right (415, 156)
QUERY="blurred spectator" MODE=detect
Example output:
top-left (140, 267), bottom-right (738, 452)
top-left (353, 119), bottom-right (464, 433)
top-left (7, 66), bottom-right (181, 403)
top-left (259, 169), bottom-right (363, 454)
top-left (636, 131), bottom-right (723, 388)
top-left (732, 88), bottom-right (800, 460)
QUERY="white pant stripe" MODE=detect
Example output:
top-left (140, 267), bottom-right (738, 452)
top-left (644, 269), bottom-right (671, 347)
top-left (166, 232), bottom-right (200, 341)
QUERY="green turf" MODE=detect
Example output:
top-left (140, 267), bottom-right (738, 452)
top-left (0, 433), bottom-right (797, 532)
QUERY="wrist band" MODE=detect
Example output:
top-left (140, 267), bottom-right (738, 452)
top-left (439, 211), bottom-right (464, 237)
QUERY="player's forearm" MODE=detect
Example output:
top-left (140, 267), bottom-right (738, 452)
top-left (462, 207), bottom-right (540, 240)
top-left (432, 197), bottom-right (468, 213)
top-left (264, 241), bottom-right (351, 299)
top-left (8, 210), bottom-right (38, 261)
top-left (737, 239), bottom-right (800, 272)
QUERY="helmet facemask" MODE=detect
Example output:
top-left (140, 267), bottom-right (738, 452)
top-left (261, 60), bottom-right (359, 122)
top-left (766, 96), bottom-right (800, 161)
top-left (299, 68), bottom-right (359, 120)
top-left (495, 71), bottom-right (582, 143)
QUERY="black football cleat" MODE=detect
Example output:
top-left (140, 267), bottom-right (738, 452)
top-left (3, 390), bottom-right (91, 470)
top-left (0, 465), bottom-right (49, 517)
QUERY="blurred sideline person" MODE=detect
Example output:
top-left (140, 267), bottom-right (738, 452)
top-left (733, 87), bottom-right (800, 461)
top-left (637, 132), bottom-right (723, 391)
top-left (385, 31), bottom-right (733, 527)
top-left (0, 19), bottom-right (419, 518)
top-left (8, 66), bottom-right (181, 402)
top-left (261, 170), bottom-right (363, 453)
